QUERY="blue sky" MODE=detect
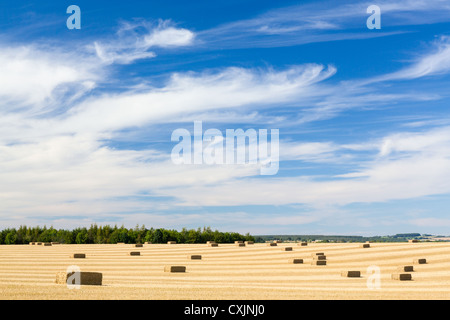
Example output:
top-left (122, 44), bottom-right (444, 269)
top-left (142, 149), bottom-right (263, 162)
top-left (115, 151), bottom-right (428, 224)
top-left (1, 0), bottom-right (450, 235)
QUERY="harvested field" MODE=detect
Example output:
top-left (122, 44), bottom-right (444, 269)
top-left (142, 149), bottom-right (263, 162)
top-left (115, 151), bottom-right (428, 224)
top-left (0, 242), bottom-right (449, 299)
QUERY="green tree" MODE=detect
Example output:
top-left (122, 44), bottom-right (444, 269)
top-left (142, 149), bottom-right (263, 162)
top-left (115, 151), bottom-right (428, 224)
top-left (5, 232), bottom-right (16, 244)
top-left (75, 228), bottom-right (88, 244)
top-left (153, 229), bottom-right (163, 243)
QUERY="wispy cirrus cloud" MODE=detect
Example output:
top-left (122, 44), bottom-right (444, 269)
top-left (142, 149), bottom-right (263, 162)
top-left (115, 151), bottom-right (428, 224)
top-left (369, 36), bottom-right (450, 82)
top-left (0, 46), bottom-right (98, 112)
top-left (197, 0), bottom-right (450, 49)
top-left (91, 19), bottom-right (195, 65)
top-left (52, 64), bottom-right (336, 135)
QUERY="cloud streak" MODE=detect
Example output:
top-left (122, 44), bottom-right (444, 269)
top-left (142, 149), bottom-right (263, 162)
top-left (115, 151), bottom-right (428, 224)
top-left (91, 19), bottom-right (195, 65)
top-left (197, 0), bottom-right (450, 49)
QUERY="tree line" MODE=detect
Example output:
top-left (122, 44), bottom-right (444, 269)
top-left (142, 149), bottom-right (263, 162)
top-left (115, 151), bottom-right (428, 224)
top-left (254, 234), bottom-right (424, 243)
top-left (0, 225), bottom-right (254, 245)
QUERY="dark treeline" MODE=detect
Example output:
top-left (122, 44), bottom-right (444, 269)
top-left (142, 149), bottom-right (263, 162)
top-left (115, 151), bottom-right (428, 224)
top-left (0, 225), bottom-right (254, 245)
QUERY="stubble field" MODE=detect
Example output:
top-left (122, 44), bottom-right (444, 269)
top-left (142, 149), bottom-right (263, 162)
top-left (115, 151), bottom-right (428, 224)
top-left (0, 242), bottom-right (449, 299)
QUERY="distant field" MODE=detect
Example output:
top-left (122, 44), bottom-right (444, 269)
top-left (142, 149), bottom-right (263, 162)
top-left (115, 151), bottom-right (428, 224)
top-left (0, 242), bottom-right (449, 299)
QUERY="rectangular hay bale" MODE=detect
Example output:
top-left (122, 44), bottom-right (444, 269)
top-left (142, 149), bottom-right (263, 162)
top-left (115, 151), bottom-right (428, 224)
top-left (312, 260), bottom-right (327, 265)
top-left (361, 244), bottom-right (370, 248)
top-left (291, 259), bottom-right (303, 264)
top-left (43, 243), bottom-right (52, 246)
top-left (268, 243), bottom-right (277, 246)
top-left (189, 255), bottom-right (202, 260)
top-left (71, 253), bottom-right (86, 259)
top-left (167, 241), bottom-right (176, 244)
top-left (129, 251), bottom-right (140, 256)
top-left (341, 271), bottom-right (361, 277)
top-left (55, 271), bottom-right (103, 286)
top-left (397, 266), bottom-right (414, 272)
top-left (299, 242), bottom-right (308, 246)
top-left (134, 244), bottom-right (143, 247)
top-left (391, 273), bottom-right (412, 281)
top-left (236, 243), bottom-right (245, 247)
top-left (164, 265), bottom-right (186, 273)
top-left (245, 241), bottom-right (254, 245)
top-left (208, 243), bottom-right (218, 247)
top-left (283, 247), bottom-right (293, 251)
top-left (313, 255), bottom-right (326, 260)
top-left (413, 259), bottom-right (427, 264)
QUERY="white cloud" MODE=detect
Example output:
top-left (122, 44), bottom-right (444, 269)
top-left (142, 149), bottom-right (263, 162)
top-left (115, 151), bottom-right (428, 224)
top-left (0, 46), bottom-right (98, 111)
top-left (144, 26), bottom-right (195, 48)
top-left (92, 19), bottom-right (195, 65)
top-left (280, 141), bottom-right (342, 162)
top-left (93, 41), bottom-right (156, 65)
top-left (53, 64), bottom-right (336, 135)
top-left (374, 36), bottom-right (450, 81)
top-left (198, 0), bottom-right (450, 49)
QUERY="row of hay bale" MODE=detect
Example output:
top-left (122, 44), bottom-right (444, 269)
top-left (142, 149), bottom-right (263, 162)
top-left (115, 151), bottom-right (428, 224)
top-left (287, 252), bottom-right (327, 266)
top-left (267, 242), bottom-right (308, 247)
top-left (113, 241), bottom-right (255, 246)
top-left (29, 242), bottom-right (52, 246)
top-left (338, 259), bottom-right (427, 280)
top-left (70, 252), bottom-right (205, 259)
top-left (266, 240), bottom-right (309, 245)
top-left (280, 247), bottom-right (428, 281)
top-left (391, 258), bottom-right (427, 281)
top-left (360, 240), bottom-right (420, 248)
top-left (59, 252), bottom-right (206, 285)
